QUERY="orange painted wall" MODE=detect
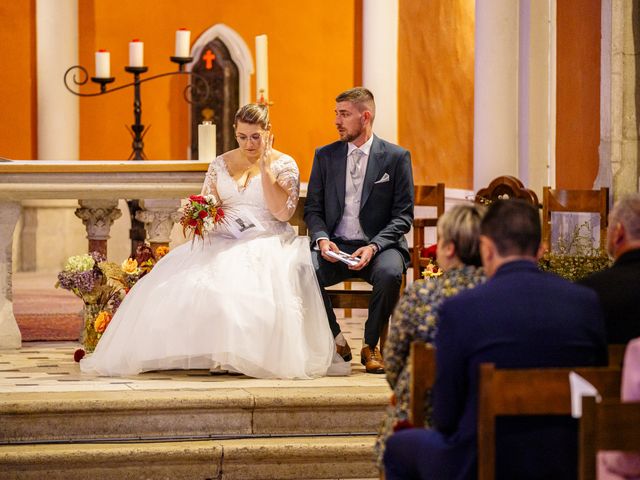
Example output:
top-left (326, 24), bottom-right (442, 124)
top-left (556, 0), bottom-right (601, 189)
top-left (77, 0), bottom-right (356, 180)
top-left (398, 0), bottom-right (475, 189)
top-left (0, 1), bottom-right (37, 160)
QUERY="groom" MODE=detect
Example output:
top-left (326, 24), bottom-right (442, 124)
top-left (304, 87), bottom-right (414, 374)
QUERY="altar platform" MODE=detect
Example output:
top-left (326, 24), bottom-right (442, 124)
top-left (1, 272), bottom-right (389, 479)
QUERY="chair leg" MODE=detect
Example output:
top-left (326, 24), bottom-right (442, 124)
top-left (343, 281), bottom-right (352, 318)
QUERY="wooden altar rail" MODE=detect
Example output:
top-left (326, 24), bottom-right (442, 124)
top-left (0, 160), bottom-right (209, 349)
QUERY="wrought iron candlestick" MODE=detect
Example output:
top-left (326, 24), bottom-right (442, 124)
top-left (64, 57), bottom-right (210, 160)
top-left (63, 56), bottom-right (210, 253)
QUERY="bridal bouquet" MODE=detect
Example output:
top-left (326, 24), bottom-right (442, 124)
top-left (180, 194), bottom-right (226, 240)
top-left (420, 244), bottom-right (443, 279)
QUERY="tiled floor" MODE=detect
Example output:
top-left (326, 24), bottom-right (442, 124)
top-left (3, 272), bottom-right (388, 394)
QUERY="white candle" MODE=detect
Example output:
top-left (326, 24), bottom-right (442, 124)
top-left (255, 34), bottom-right (269, 103)
top-left (198, 122), bottom-right (216, 162)
top-left (95, 50), bottom-right (110, 78)
top-left (175, 28), bottom-right (191, 58)
top-left (129, 39), bottom-right (144, 67)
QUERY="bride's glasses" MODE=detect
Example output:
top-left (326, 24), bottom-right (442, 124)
top-left (235, 133), bottom-right (263, 144)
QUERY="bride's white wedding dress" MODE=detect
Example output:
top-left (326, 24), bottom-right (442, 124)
top-left (80, 154), bottom-right (348, 379)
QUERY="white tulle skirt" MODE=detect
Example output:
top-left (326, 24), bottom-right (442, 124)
top-left (80, 230), bottom-right (346, 379)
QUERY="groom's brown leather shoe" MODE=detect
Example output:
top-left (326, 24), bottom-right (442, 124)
top-left (361, 345), bottom-right (385, 374)
top-left (336, 341), bottom-right (352, 362)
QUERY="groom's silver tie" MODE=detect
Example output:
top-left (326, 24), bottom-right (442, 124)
top-left (349, 149), bottom-right (365, 191)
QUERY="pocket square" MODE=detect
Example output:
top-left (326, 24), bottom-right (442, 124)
top-left (374, 173), bottom-right (390, 184)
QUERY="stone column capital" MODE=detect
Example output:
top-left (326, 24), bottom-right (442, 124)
top-left (136, 198), bottom-right (182, 244)
top-left (75, 200), bottom-right (122, 241)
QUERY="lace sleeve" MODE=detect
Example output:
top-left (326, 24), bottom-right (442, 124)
top-left (271, 155), bottom-right (300, 220)
top-left (200, 158), bottom-right (219, 198)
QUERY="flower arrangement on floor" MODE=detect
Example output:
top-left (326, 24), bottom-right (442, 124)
top-left (538, 221), bottom-right (611, 281)
top-left (180, 194), bottom-right (226, 241)
top-left (420, 244), bottom-right (443, 279)
top-left (56, 245), bottom-right (169, 357)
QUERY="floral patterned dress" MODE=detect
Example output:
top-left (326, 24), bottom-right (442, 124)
top-left (374, 265), bottom-right (485, 468)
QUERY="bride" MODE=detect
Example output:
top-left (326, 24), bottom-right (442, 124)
top-left (80, 103), bottom-right (348, 379)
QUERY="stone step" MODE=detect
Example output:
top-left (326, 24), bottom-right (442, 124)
top-left (0, 435), bottom-right (378, 480)
top-left (1, 386), bottom-right (390, 443)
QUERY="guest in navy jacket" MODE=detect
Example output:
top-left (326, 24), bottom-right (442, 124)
top-left (384, 199), bottom-right (607, 480)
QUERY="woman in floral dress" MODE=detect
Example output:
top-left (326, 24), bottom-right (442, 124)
top-left (375, 203), bottom-right (487, 468)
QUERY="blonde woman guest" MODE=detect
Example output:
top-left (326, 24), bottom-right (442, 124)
top-left (374, 204), bottom-right (486, 469)
top-left (81, 103), bottom-right (349, 379)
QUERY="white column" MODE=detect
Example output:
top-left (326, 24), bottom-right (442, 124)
top-left (518, 0), bottom-right (556, 194)
top-left (362, 0), bottom-right (398, 143)
top-left (36, 0), bottom-right (79, 160)
top-left (473, 0), bottom-right (519, 191)
top-left (0, 203), bottom-right (22, 349)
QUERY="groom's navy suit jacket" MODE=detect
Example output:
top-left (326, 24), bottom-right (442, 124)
top-left (431, 260), bottom-right (608, 479)
top-left (304, 135), bottom-right (414, 265)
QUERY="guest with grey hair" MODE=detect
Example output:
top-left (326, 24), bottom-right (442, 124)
top-left (374, 203), bottom-right (486, 470)
top-left (580, 193), bottom-right (640, 344)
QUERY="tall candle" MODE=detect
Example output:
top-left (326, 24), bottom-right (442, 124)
top-left (129, 39), bottom-right (144, 67)
top-left (198, 121), bottom-right (216, 162)
top-left (175, 28), bottom-right (191, 58)
top-left (95, 50), bottom-right (110, 78)
top-left (255, 34), bottom-right (269, 102)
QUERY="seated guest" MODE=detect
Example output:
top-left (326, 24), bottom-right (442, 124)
top-left (374, 204), bottom-right (486, 469)
top-left (599, 336), bottom-right (640, 480)
top-left (384, 199), bottom-right (607, 480)
top-left (580, 193), bottom-right (640, 344)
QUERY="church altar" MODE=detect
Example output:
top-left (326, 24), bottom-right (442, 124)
top-left (0, 160), bottom-right (209, 349)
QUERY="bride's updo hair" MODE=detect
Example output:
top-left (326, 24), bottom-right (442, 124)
top-left (234, 103), bottom-right (270, 130)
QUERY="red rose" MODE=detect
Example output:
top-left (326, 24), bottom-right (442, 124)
top-left (189, 195), bottom-right (206, 204)
top-left (215, 208), bottom-right (225, 222)
top-left (74, 348), bottom-right (86, 362)
top-left (198, 210), bottom-right (208, 219)
top-left (188, 219), bottom-right (198, 227)
top-left (392, 419), bottom-right (414, 432)
top-left (421, 243), bottom-right (438, 259)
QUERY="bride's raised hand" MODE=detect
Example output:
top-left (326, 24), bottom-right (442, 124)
top-left (259, 132), bottom-right (274, 171)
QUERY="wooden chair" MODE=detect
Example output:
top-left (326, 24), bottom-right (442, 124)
top-left (579, 396), bottom-right (640, 480)
top-left (474, 175), bottom-right (540, 207)
top-left (291, 196), bottom-right (388, 344)
top-left (609, 343), bottom-right (627, 368)
top-left (542, 186), bottom-right (609, 251)
top-left (477, 363), bottom-right (621, 480)
top-left (408, 341), bottom-right (436, 427)
top-left (411, 183), bottom-right (445, 281)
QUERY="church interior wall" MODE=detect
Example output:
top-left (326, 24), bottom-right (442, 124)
top-left (398, 0), bottom-right (475, 190)
top-left (0, 1), bottom-right (37, 160)
top-left (555, 0), bottom-right (602, 189)
top-left (75, 0), bottom-right (357, 181)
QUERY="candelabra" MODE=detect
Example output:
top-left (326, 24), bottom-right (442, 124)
top-left (63, 55), bottom-right (211, 254)
top-left (63, 56), bottom-right (210, 160)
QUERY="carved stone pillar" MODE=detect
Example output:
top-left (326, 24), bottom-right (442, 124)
top-left (75, 200), bottom-right (122, 258)
top-left (136, 199), bottom-right (182, 252)
top-left (0, 201), bottom-right (22, 349)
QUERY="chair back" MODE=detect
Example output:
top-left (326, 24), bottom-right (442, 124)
top-left (475, 176), bottom-right (540, 207)
top-left (411, 183), bottom-right (445, 281)
top-left (291, 196), bottom-right (308, 236)
top-left (409, 341), bottom-right (436, 427)
top-left (608, 343), bottom-right (627, 368)
top-left (542, 187), bottom-right (609, 251)
top-left (579, 396), bottom-right (640, 480)
top-left (478, 363), bottom-right (621, 480)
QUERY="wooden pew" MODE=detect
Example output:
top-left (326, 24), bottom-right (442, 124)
top-left (477, 363), bottom-right (622, 480)
top-left (579, 396), bottom-right (640, 480)
top-left (408, 341), bottom-right (436, 428)
top-left (608, 343), bottom-right (627, 368)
